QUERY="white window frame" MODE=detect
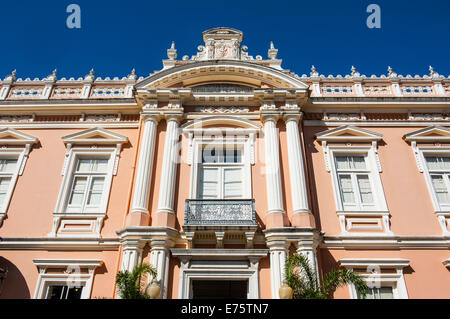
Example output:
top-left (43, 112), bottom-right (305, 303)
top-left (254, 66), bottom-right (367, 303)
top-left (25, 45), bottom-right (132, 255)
top-left (414, 146), bottom-right (450, 212)
top-left (181, 116), bottom-right (260, 201)
top-left (411, 146), bottom-right (450, 235)
top-left (171, 249), bottom-right (266, 299)
top-left (55, 148), bottom-right (116, 215)
top-left (0, 128), bottom-right (38, 225)
top-left (191, 139), bottom-right (252, 199)
top-left (0, 149), bottom-right (29, 223)
top-left (327, 146), bottom-right (388, 213)
top-left (33, 259), bottom-right (102, 299)
top-left (339, 258), bottom-right (409, 299)
top-left (50, 148), bottom-right (117, 238)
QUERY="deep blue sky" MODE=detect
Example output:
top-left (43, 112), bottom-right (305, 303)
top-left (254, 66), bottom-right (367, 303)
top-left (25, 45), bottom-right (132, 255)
top-left (0, 0), bottom-right (449, 80)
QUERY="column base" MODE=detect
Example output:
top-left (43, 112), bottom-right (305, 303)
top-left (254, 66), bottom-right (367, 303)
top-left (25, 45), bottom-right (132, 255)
top-left (126, 211), bottom-right (150, 226)
top-left (266, 212), bottom-right (289, 228)
top-left (152, 212), bottom-right (176, 228)
top-left (291, 211), bottom-right (316, 228)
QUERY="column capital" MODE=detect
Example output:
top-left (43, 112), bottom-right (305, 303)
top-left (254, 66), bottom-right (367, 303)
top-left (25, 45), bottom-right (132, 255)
top-left (260, 111), bottom-right (282, 123)
top-left (163, 112), bottom-right (183, 123)
top-left (140, 112), bottom-right (162, 123)
top-left (150, 237), bottom-right (175, 250)
top-left (265, 238), bottom-right (290, 251)
top-left (283, 112), bottom-right (303, 123)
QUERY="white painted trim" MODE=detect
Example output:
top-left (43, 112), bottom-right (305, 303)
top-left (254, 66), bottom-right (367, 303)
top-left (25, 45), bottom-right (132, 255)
top-left (410, 146), bottom-right (450, 235)
top-left (322, 145), bottom-right (391, 235)
top-left (0, 148), bottom-right (33, 224)
top-left (61, 127), bottom-right (128, 145)
top-left (188, 135), bottom-right (254, 200)
top-left (181, 115), bottom-right (261, 131)
top-left (404, 125), bottom-right (450, 142)
top-left (340, 258), bottom-right (409, 299)
top-left (315, 125), bottom-right (383, 143)
top-left (51, 148), bottom-right (117, 237)
top-left (33, 259), bottom-right (102, 299)
top-left (171, 248), bottom-right (267, 299)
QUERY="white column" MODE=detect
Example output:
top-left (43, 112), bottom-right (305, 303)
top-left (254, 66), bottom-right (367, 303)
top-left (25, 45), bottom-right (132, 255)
top-left (120, 241), bottom-right (144, 272)
top-left (285, 114), bottom-right (310, 214)
top-left (267, 240), bottom-right (288, 299)
top-left (130, 115), bottom-right (159, 214)
top-left (262, 115), bottom-right (285, 214)
top-left (296, 240), bottom-right (320, 283)
top-left (150, 240), bottom-right (172, 299)
top-left (156, 115), bottom-right (181, 214)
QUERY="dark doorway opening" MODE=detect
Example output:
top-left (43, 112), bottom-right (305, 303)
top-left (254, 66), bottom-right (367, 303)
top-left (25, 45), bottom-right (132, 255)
top-left (192, 280), bottom-right (248, 299)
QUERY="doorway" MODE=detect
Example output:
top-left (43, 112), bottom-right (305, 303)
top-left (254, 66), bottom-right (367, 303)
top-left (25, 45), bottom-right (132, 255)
top-left (192, 280), bottom-right (248, 299)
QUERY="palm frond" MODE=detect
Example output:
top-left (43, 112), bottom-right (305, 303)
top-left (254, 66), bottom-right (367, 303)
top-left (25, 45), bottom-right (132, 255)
top-left (284, 253), bottom-right (368, 299)
top-left (116, 263), bottom-right (158, 299)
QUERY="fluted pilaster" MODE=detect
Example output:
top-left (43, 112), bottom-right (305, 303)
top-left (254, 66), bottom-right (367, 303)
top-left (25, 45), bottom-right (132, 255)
top-left (149, 239), bottom-right (173, 299)
top-left (156, 115), bottom-right (181, 215)
top-left (262, 115), bottom-right (285, 215)
top-left (284, 114), bottom-right (311, 216)
top-left (267, 239), bottom-right (289, 299)
top-left (130, 115), bottom-right (159, 216)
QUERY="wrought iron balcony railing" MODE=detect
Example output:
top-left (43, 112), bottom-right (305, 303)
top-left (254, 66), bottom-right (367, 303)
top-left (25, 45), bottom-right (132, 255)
top-left (184, 199), bottom-right (256, 226)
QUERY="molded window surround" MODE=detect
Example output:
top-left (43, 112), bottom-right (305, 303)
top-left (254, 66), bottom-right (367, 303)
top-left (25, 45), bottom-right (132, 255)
top-left (316, 126), bottom-right (391, 236)
top-left (190, 139), bottom-right (253, 199)
top-left (51, 148), bottom-right (116, 237)
top-left (182, 117), bottom-right (259, 200)
top-left (339, 258), bottom-right (409, 299)
top-left (33, 259), bottom-right (102, 299)
top-left (404, 126), bottom-right (450, 235)
top-left (0, 128), bottom-right (38, 225)
top-left (50, 127), bottom-right (128, 237)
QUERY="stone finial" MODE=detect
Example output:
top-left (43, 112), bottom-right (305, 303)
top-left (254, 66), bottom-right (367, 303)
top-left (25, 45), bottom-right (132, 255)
top-left (46, 68), bottom-right (58, 82)
top-left (268, 41), bottom-right (278, 60)
top-left (310, 65), bottom-right (319, 77)
top-left (387, 66), bottom-right (397, 78)
top-left (429, 65), bottom-right (440, 79)
top-left (4, 69), bottom-right (17, 82)
top-left (167, 41), bottom-right (177, 60)
top-left (351, 65), bottom-right (360, 77)
top-left (127, 68), bottom-right (137, 80)
top-left (84, 68), bottom-right (95, 82)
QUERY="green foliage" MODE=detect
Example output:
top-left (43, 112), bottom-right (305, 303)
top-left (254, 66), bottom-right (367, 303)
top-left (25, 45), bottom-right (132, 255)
top-left (115, 263), bottom-right (157, 299)
top-left (284, 253), bottom-right (368, 299)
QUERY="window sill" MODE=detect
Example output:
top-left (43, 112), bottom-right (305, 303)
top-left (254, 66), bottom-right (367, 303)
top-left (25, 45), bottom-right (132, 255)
top-left (337, 210), bottom-right (393, 236)
top-left (49, 214), bottom-right (105, 238)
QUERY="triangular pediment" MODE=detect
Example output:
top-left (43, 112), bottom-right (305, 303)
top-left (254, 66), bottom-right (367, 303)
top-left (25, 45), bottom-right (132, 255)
top-left (0, 128), bottom-right (38, 145)
top-left (404, 126), bottom-right (450, 142)
top-left (315, 125), bottom-right (382, 142)
top-left (62, 127), bottom-right (128, 145)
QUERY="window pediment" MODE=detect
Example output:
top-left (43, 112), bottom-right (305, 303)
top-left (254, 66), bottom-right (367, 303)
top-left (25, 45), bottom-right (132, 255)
top-left (0, 128), bottom-right (38, 146)
top-left (404, 125), bottom-right (450, 143)
top-left (316, 125), bottom-right (383, 143)
top-left (62, 127), bottom-right (128, 145)
top-left (182, 116), bottom-right (261, 133)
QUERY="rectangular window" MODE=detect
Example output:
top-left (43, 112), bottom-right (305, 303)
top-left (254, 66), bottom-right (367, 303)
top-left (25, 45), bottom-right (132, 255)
top-left (45, 285), bottom-right (83, 299)
top-left (0, 158), bottom-right (18, 207)
top-left (425, 156), bottom-right (450, 207)
top-left (66, 158), bottom-right (109, 213)
top-left (357, 286), bottom-right (394, 299)
top-left (198, 146), bottom-right (244, 199)
top-left (335, 155), bottom-right (375, 210)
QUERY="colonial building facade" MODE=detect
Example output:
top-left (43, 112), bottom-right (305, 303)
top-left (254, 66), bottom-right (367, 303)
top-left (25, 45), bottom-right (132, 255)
top-left (0, 28), bottom-right (449, 299)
